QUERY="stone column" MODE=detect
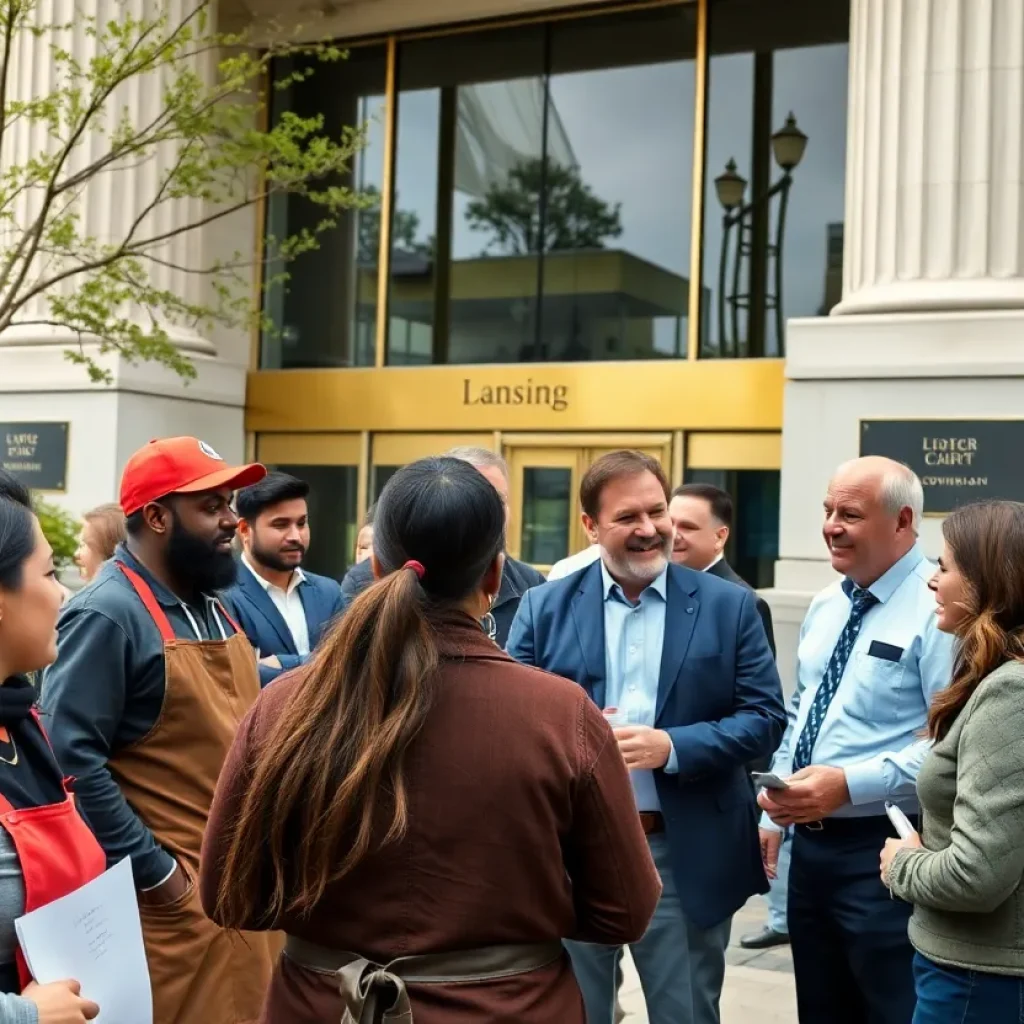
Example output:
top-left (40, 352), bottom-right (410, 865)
top-left (835, 0), bottom-right (1024, 315)
top-left (1, 0), bottom-right (216, 355)
top-left (0, 0), bottom-right (250, 528)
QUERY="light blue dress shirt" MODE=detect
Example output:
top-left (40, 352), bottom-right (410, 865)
top-left (764, 544), bottom-right (954, 826)
top-left (601, 562), bottom-right (679, 812)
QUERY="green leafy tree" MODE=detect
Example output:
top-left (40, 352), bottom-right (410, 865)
top-left (0, 0), bottom-right (368, 383)
top-left (465, 158), bottom-right (623, 256)
top-left (33, 495), bottom-right (79, 570)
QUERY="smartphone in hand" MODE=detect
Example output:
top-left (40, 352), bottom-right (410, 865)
top-left (751, 771), bottom-right (789, 791)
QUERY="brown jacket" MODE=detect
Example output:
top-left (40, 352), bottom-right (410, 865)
top-left (201, 613), bottom-right (661, 1023)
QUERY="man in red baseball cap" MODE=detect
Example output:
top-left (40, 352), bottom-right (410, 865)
top-left (43, 437), bottom-right (278, 1023)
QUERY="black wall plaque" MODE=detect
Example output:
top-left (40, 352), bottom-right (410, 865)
top-left (860, 419), bottom-right (1024, 514)
top-left (1, 422), bottom-right (69, 491)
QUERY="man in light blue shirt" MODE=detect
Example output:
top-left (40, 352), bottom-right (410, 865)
top-left (759, 456), bottom-right (954, 1024)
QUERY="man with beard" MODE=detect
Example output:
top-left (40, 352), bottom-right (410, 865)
top-left (507, 449), bottom-right (785, 1024)
top-left (42, 437), bottom-right (279, 1024)
top-left (223, 472), bottom-right (343, 686)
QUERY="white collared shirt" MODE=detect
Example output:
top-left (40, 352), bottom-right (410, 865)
top-left (242, 554), bottom-right (310, 656)
top-left (548, 544), bottom-right (602, 581)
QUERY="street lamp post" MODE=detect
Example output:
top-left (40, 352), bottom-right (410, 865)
top-left (714, 113), bottom-right (807, 357)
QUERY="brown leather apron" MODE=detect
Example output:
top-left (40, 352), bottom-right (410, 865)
top-left (108, 562), bottom-right (278, 1024)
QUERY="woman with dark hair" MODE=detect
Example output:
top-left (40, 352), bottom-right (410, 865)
top-left (0, 470), bottom-right (105, 1023)
top-left (201, 456), bottom-right (660, 1023)
top-left (881, 500), bottom-right (1024, 1021)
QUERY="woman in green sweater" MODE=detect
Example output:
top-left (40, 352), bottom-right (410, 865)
top-left (881, 499), bottom-right (1024, 1022)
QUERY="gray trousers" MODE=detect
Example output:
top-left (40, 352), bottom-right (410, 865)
top-left (567, 835), bottom-right (732, 1024)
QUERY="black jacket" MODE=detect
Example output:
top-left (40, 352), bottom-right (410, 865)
top-left (339, 555), bottom-right (546, 649)
top-left (706, 558), bottom-right (776, 657)
top-left (706, 558), bottom-right (777, 775)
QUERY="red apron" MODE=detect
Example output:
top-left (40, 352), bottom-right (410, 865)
top-left (0, 710), bottom-right (107, 990)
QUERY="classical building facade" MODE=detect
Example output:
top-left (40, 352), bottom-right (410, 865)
top-left (2, 0), bottom-right (1021, 683)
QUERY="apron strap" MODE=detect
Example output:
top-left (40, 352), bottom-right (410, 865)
top-left (117, 562), bottom-right (175, 642)
top-left (215, 601), bottom-right (243, 636)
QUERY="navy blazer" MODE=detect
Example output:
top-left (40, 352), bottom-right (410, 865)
top-left (506, 560), bottom-right (786, 929)
top-left (223, 565), bottom-right (344, 687)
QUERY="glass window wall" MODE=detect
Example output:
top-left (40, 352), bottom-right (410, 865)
top-left (700, 0), bottom-right (849, 357)
top-left (260, 1), bottom-right (850, 368)
top-left (386, 6), bottom-right (697, 365)
top-left (261, 46), bottom-right (388, 370)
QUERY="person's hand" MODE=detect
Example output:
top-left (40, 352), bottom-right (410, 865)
top-left (23, 979), bottom-right (99, 1022)
top-left (880, 832), bottom-right (922, 885)
top-left (759, 828), bottom-right (783, 880)
top-left (757, 766), bottom-right (850, 825)
top-left (139, 862), bottom-right (191, 907)
top-left (612, 726), bottom-right (672, 770)
top-left (259, 655), bottom-right (281, 670)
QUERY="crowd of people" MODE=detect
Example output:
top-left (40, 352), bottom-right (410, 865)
top-left (0, 435), bottom-right (1021, 1023)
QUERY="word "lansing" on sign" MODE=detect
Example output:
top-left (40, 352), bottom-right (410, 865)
top-left (463, 379), bottom-right (568, 412)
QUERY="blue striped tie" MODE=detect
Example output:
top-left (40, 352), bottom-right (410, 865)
top-left (792, 587), bottom-right (878, 772)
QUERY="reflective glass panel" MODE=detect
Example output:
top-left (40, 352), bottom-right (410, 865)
top-left (540, 7), bottom-right (697, 361)
top-left (700, 0), bottom-right (849, 357)
top-left (388, 27), bottom-right (546, 365)
top-left (262, 47), bottom-right (387, 369)
top-left (388, 9), bottom-right (696, 364)
top-left (521, 467), bottom-right (572, 566)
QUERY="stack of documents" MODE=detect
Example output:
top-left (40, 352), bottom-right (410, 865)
top-left (15, 857), bottom-right (152, 1023)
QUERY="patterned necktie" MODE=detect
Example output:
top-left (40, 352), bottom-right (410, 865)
top-left (791, 586), bottom-right (879, 772)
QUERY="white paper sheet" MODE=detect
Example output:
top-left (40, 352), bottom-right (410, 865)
top-left (15, 856), bottom-right (152, 1024)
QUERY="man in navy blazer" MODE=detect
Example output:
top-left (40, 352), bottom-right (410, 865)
top-left (223, 472), bottom-right (343, 686)
top-left (507, 451), bottom-right (785, 1024)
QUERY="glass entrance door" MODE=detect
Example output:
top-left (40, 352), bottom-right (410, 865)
top-left (505, 434), bottom-right (674, 572)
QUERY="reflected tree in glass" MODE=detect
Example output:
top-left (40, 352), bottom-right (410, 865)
top-left (358, 186), bottom-right (436, 264)
top-left (464, 159), bottom-right (622, 256)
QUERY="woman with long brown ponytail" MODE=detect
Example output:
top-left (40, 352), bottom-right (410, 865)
top-left (881, 500), bottom-right (1024, 1021)
top-left (200, 456), bottom-right (660, 1024)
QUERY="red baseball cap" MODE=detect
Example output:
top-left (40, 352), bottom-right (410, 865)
top-left (120, 437), bottom-right (266, 516)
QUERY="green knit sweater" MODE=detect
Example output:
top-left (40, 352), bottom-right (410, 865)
top-left (889, 660), bottom-right (1024, 975)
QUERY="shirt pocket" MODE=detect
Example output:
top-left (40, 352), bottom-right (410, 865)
top-left (841, 649), bottom-right (907, 723)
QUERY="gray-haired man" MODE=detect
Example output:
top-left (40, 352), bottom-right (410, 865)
top-left (758, 456), bottom-right (954, 1024)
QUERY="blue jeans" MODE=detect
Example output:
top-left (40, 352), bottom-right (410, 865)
top-left (565, 834), bottom-right (732, 1024)
top-left (913, 952), bottom-right (1024, 1023)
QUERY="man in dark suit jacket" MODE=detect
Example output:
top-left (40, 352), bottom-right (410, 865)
top-left (223, 472), bottom-right (343, 686)
top-left (339, 447), bottom-right (545, 647)
top-left (507, 451), bottom-right (785, 1024)
top-left (669, 483), bottom-right (775, 655)
top-left (668, 483), bottom-right (789, 951)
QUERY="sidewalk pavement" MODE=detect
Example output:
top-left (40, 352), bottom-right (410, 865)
top-left (620, 895), bottom-right (796, 1023)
